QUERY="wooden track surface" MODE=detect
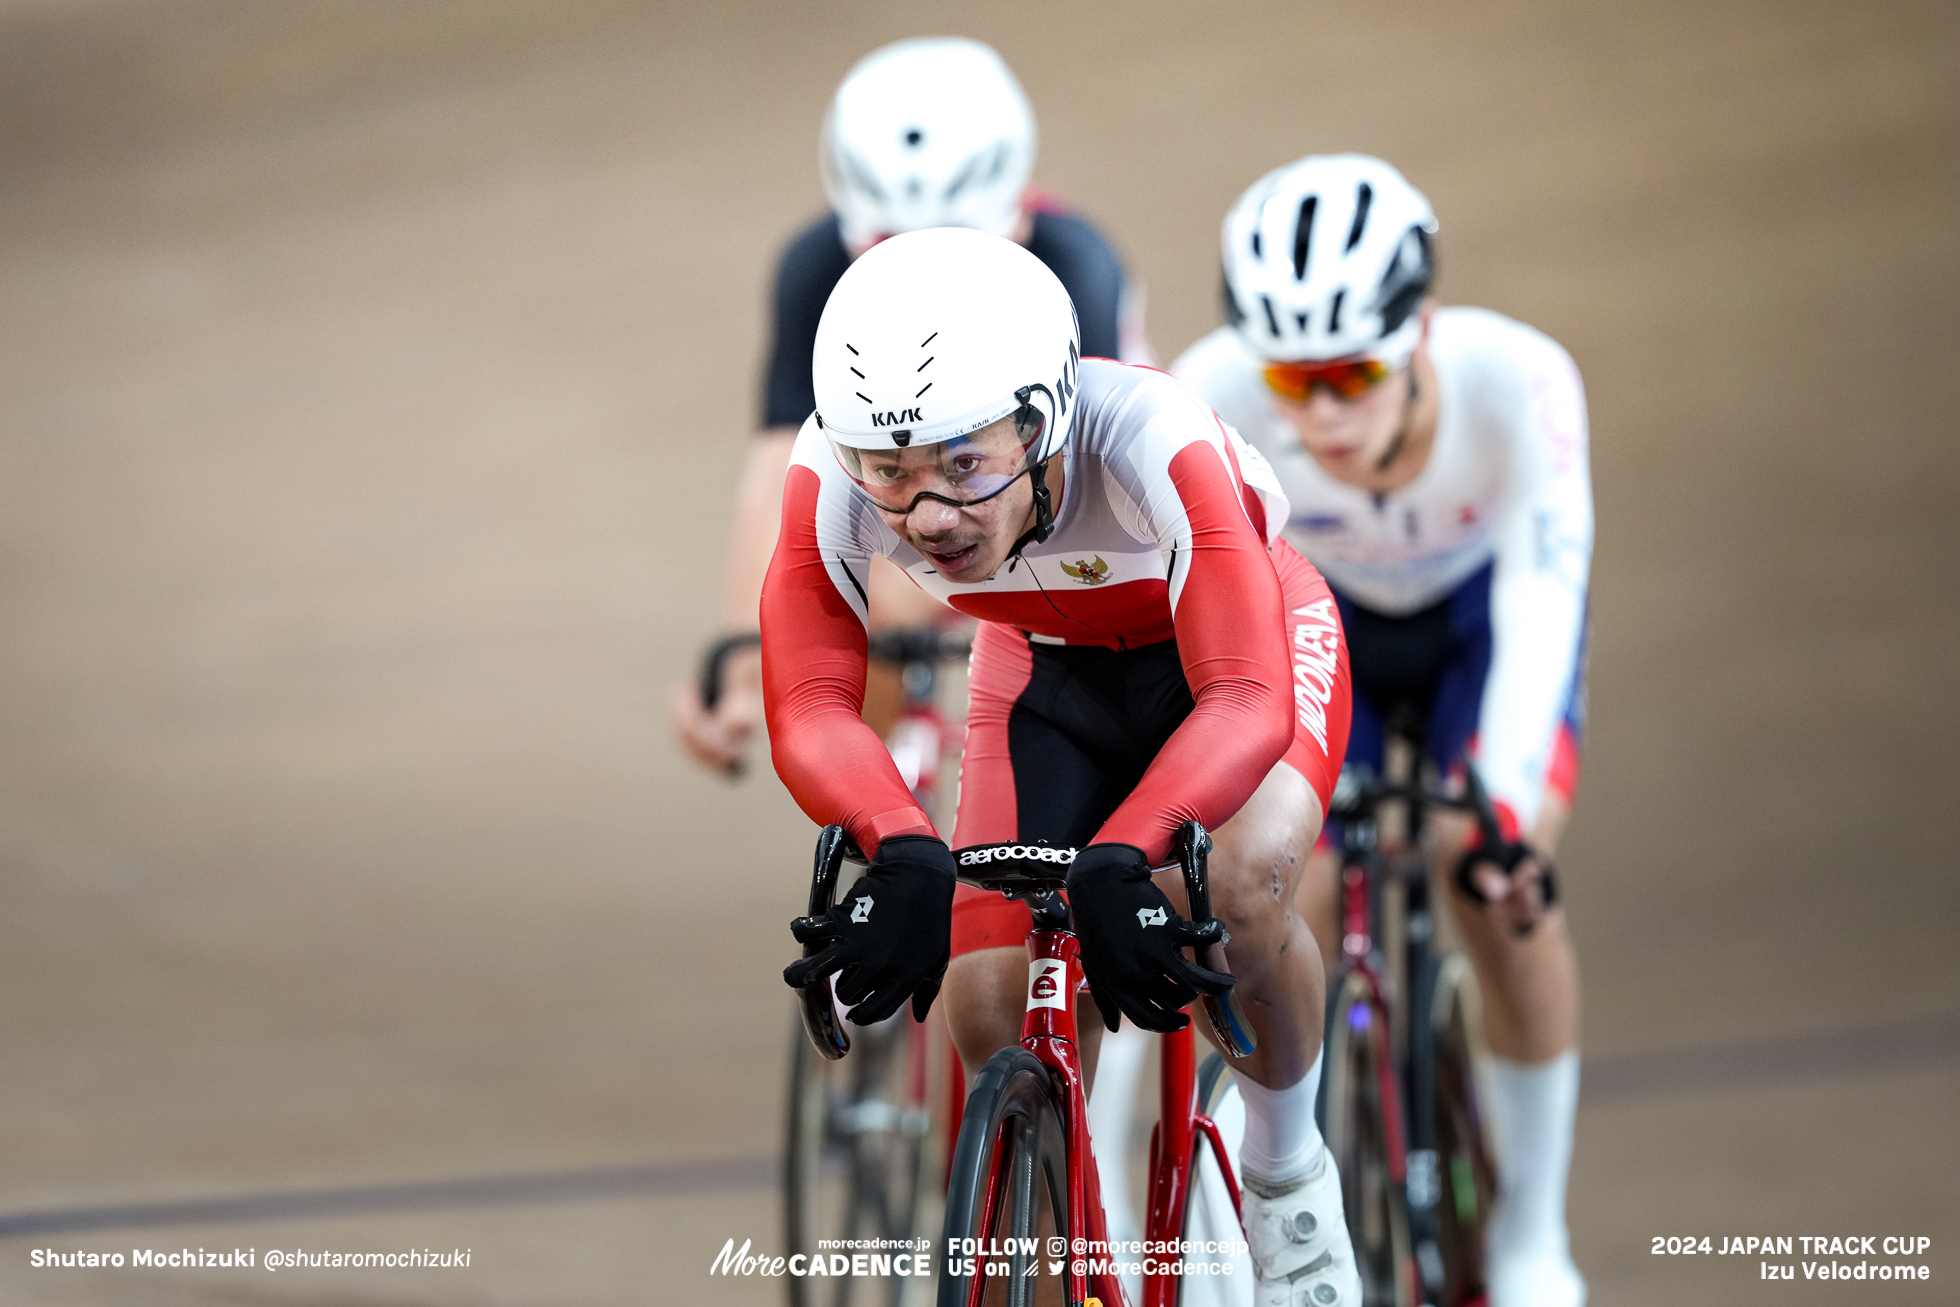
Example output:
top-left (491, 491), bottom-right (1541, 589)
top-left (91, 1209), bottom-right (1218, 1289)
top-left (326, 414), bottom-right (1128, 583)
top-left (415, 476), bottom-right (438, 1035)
top-left (1, 2), bottom-right (1955, 1302)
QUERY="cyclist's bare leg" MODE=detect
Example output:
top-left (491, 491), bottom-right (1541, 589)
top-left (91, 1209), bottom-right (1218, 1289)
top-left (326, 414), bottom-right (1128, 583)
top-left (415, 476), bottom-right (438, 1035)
top-left (944, 944), bottom-right (1107, 1084)
top-left (1427, 798), bottom-right (1580, 1063)
top-left (1293, 845), bottom-right (1342, 978)
top-left (1151, 759), bottom-right (1327, 1091)
top-left (1287, 790), bottom-right (1580, 1060)
top-left (1167, 761), bottom-right (1357, 1298)
top-left (1431, 795), bottom-right (1583, 1301)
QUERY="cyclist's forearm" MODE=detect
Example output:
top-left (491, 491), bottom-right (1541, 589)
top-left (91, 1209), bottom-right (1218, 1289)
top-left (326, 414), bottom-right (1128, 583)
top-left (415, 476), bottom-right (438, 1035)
top-left (765, 641), bottom-right (935, 850)
top-left (1478, 555), bottom-right (1586, 837)
top-left (721, 428), bottom-right (800, 629)
top-left (769, 703), bottom-right (936, 851)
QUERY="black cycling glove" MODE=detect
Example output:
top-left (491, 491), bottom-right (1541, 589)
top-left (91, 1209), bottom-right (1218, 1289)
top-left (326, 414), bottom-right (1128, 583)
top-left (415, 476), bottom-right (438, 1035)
top-left (1065, 842), bottom-right (1233, 1034)
top-left (1454, 839), bottom-right (1559, 934)
top-left (784, 834), bottom-right (955, 1024)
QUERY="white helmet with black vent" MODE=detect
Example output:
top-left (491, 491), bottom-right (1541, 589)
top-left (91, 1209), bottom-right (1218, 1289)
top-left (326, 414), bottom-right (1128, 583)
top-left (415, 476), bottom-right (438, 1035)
top-left (1221, 154), bottom-right (1437, 362)
top-left (821, 38), bottom-right (1037, 254)
top-left (813, 228), bottom-right (1078, 523)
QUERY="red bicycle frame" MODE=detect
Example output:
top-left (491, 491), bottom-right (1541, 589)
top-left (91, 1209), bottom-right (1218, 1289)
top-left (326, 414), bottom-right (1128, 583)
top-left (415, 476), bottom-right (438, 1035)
top-left (1339, 864), bottom-right (1411, 1187)
top-left (1145, 1022), bottom-right (1243, 1307)
top-left (1334, 861), bottom-right (1425, 1307)
top-left (961, 907), bottom-right (1243, 1307)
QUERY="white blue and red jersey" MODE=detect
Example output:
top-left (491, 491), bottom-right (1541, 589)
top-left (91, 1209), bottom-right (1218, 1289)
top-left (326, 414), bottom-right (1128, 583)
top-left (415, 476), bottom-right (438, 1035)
top-left (1173, 307), bottom-right (1593, 838)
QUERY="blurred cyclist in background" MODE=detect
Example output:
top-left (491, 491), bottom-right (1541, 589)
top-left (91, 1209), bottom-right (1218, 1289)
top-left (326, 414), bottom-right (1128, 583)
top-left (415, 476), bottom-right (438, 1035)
top-left (1174, 154), bottom-right (1591, 1307)
top-left (674, 36), bottom-right (1144, 770)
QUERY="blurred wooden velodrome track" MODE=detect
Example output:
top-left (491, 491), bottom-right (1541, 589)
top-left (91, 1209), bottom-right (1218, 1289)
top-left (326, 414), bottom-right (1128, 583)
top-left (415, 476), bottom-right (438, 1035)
top-left (0, 1), bottom-right (1955, 1303)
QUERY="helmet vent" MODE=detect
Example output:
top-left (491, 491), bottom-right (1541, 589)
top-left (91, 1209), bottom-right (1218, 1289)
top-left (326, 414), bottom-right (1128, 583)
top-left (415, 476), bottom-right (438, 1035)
top-left (942, 150), bottom-right (980, 200)
top-left (846, 343), bottom-right (860, 356)
top-left (1327, 289), bottom-right (1345, 334)
top-left (1371, 226), bottom-right (1432, 334)
top-left (1292, 196), bottom-right (1317, 280)
top-left (915, 382), bottom-right (932, 398)
top-left (841, 151), bottom-right (885, 203)
top-left (904, 127), bottom-right (924, 147)
top-left (941, 165), bottom-right (968, 199)
top-left (1250, 230), bottom-right (1262, 259)
top-left (1261, 295), bottom-right (1282, 338)
top-left (982, 142), bottom-right (1008, 185)
top-left (1345, 182), bottom-right (1373, 252)
top-left (850, 367), bottom-right (865, 379)
top-left (855, 391), bottom-right (872, 404)
top-left (920, 331), bottom-right (938, 348)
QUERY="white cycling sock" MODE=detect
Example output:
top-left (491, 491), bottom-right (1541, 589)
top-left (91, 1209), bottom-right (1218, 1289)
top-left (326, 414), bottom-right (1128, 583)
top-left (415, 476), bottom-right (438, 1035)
top-left (1485, 1050), bottom-right (1580, 1263)
top-left (1087, 1022), bottom-right (1149, 1245)
top-left (1231, 1050), bottom-right (1324, 1184)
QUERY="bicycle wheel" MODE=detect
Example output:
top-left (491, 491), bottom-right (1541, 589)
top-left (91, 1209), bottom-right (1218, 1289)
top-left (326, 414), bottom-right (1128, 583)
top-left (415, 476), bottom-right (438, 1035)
top-left (1323, 969), bottom-right (1416, 1307)
top-left (786, 1008), bottom-right (931, 1307)
top-left (1414, 952), bottom-right (1496, 1307)
top-left (938, 1047), bottom-right (1069, 1307)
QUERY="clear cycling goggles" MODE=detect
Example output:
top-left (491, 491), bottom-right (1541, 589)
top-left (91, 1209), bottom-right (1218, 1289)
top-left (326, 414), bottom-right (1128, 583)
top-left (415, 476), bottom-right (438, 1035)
top-left (828, 404), bottom-right (1045, 515)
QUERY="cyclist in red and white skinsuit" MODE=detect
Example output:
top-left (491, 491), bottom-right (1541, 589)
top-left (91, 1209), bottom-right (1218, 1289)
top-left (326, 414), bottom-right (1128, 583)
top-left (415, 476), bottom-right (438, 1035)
top-left (1175, 155), bottom-right (1590, 1307)
top-left (766, 227), bottom-right (1361, 1306)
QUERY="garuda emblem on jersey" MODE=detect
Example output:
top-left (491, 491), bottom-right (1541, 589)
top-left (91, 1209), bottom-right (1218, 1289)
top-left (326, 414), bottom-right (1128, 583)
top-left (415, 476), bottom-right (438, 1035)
top-left (1061, 556), bottom-right (1110, 586)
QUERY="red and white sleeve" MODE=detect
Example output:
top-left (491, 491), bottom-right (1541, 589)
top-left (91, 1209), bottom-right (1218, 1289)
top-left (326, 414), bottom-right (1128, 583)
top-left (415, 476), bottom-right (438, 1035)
top-left (761, 432), bottom-right (936, 855)
top-left (1091, 411), bottom-right (1294, 863)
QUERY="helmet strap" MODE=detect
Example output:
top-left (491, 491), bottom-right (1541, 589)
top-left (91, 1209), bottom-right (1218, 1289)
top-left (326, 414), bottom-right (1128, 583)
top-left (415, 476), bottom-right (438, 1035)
top-left (1373, 368), bottom-right (1421, 475)
top-left (1004, 459), bottom-right (1055, 571)
top-left (1027, 459), bottom-right (1056, 543)
top-left (1003, 382), bottom-right (1061, 565)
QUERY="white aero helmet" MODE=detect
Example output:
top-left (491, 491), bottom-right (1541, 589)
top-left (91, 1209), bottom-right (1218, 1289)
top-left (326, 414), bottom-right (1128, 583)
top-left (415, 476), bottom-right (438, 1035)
top-left (813, 227), bottom-right (1078, 525)
top-left (1221, 154), bottom-right (1437, 362)
top-left (821, 38), bottom-right (1037, 253)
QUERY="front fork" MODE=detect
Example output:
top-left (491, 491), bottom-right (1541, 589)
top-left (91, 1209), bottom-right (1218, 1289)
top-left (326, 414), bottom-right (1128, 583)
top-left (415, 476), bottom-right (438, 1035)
top-left (979, 820), bottom-right (1241, 1307)
top-left (1015, 920), bottom-right (1127, 1307)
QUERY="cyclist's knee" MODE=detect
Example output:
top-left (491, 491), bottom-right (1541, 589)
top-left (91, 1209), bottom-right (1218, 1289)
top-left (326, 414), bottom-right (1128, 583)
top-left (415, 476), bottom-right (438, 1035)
top-left (1209, 764), bottom-right (1318, 941)
top-left (944, 947), bottom-right (1030, 1078)
top-left (1294, 846), bottom-right (1342, 966)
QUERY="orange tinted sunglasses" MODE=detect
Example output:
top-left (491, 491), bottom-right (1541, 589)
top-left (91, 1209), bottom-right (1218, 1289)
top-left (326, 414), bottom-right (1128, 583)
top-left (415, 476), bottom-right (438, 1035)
top-left (1262, 356), bottom-right (1394, 402)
